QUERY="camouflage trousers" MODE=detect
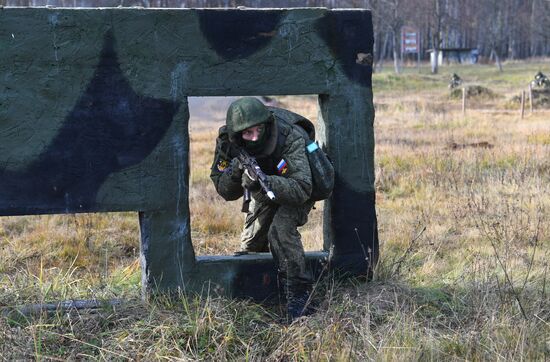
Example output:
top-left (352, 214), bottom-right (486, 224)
top-left (241, 197), bottom-right (314, 294)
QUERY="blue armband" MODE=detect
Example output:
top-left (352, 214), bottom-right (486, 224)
top-left (306, 142), bottom-right (319, 153)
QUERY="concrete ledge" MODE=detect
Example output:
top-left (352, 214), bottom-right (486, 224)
top-left (188, 251), bottom-right (329, 301)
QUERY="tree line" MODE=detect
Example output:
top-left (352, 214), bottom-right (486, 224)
top-left (5, 0), bottom-right (550, 69)
top-left (368, 0), bottom-right (550, 73)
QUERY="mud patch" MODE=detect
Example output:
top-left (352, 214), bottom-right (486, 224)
top-left (446, 141), bottom-right (494, 150)
top-left (510, 88), bottom-right (550, 108)
top-left (450, 85), bottom-right (498, 100)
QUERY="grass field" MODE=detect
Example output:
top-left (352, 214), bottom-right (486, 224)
top-left (1, 60), bottom-right (549, 360)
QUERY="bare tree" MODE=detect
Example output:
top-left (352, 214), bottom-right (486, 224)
top-left (370, 0), bottom-right (416, 74)
top-left (483, 0), bottom-right (508, 71)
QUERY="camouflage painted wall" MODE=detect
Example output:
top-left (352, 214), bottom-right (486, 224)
top-left (0, 7), bottom-right (377, 299)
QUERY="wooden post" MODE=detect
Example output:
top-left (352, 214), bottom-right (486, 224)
top-left (529, 83), bottom-right (533, 114)
top-left (520, 90), bottom-right (525, 119)
top-left (462, 87), bottom-right (466, 116)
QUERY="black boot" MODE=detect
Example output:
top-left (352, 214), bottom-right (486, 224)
top-left (287, 290), bottom-right (315, 321)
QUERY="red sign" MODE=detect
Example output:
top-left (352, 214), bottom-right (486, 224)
top-left (401, 26), bottom-right (419, 54)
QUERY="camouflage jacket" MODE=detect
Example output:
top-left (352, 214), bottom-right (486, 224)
top-left (210, 119), bottom-right (312, 206)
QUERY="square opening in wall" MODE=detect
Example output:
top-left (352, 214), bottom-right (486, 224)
top-left (188, 95), bottom-right (325, 256)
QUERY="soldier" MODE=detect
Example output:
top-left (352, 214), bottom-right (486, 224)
top-left (210, 97), bottom-right (315, 321)
top-left (449, 73), bottom-right (462, 89)
top-left (532, 71), bottom-right (549, 88)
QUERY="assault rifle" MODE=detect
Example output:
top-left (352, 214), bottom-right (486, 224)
top-left (237, 148), bottom-right (275, 212)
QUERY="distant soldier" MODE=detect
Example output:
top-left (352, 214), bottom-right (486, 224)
top-left (449, 73), bottom-right (462, 89)
top-left (210, 97), bottom-right (317, 321)
top-left (532, 71), bottom-right (549, 88)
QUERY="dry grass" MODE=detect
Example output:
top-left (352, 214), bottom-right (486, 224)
top-left (1, 60), bottom-right (549, 360)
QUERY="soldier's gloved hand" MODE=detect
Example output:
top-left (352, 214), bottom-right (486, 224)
top-left (241, 169), bottom-right (261, 192)
top-left (229, 158), bottom-right (243, 182)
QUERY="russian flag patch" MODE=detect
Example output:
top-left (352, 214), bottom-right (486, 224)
top-left (277, 159), bottom-right (288, 175)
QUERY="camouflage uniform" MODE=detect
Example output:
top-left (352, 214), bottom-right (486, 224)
top-left (210, 97), bottom-right (314, 317)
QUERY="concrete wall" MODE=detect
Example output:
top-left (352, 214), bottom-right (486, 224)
top-left (0, 7), bottom-right (377, 299)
